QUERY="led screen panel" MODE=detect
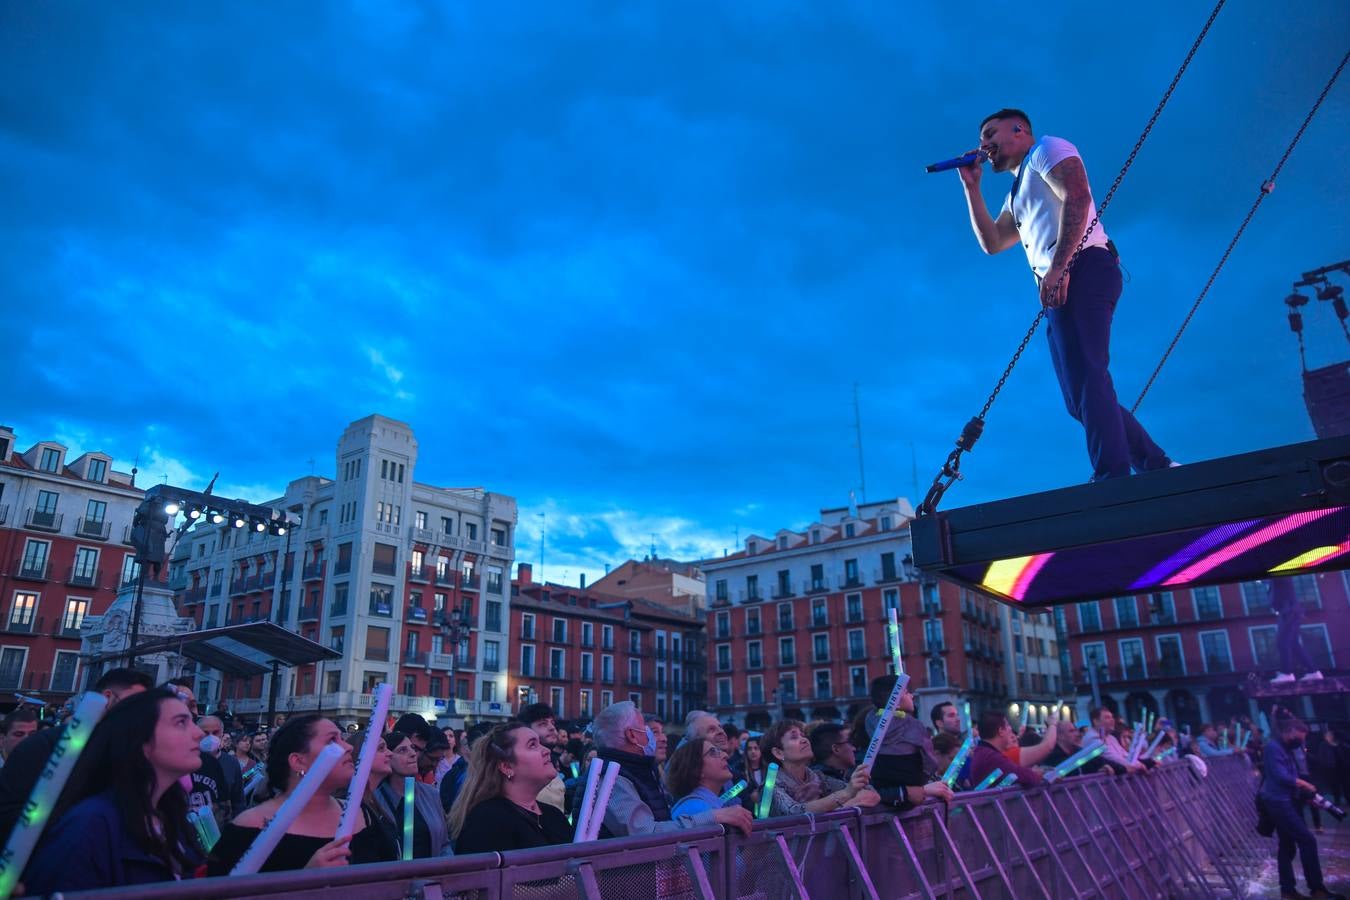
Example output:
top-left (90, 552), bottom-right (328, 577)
top-left (910, 436), bottom-right (1350, 608)
top-left (945, 505), bottom-right (1350, 605)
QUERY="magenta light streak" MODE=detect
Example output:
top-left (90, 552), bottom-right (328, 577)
top-left (1010, 553), bottom-right (1054, 601)
top-left (1129, 519), bottom-right (1262, 590)
top-left (1162, 508), bottom-right (1341, 586)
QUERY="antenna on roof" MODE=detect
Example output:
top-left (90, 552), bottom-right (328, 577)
top-left (650, 532), bottom-right (657, 560)
top-left (853, 382), bottom-right (867, 504)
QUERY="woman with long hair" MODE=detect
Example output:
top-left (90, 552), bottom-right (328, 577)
top-left (760, 719), bottom-right (877, 817)
top-left (450, 722), bottom-right (572, 854)
top-left (375, 730), bottom-right (453, 857)
top-left (667, 737), bottom-right (735, 818)
top-left (742, 735), bottom-right (767, 811)
top-left (24, 688), bottom-right (205, 893)
top-left (206, 715), bottom-right (394, 874)
top-left (344, 729), bottom-right (400, 861)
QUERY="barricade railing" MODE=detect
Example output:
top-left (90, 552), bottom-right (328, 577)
top-left (66, 755), bottom-right (1267, 900)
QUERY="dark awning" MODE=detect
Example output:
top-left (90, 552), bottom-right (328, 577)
top-left (910, 436), bottom-right (1350, 607)
top-left (109, 621), bottom-right (341, 676)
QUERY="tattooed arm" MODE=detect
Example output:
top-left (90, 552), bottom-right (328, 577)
top-left (1040, 156), bottom-right (1094, 307)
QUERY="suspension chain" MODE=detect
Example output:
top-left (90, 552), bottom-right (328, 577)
top-left (917, 0), bottom-right (1228, 517)
top-left (1131, 48), bottom-right (1350, 413)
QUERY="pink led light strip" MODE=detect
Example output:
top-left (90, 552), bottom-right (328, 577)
top-left (1162, 508), bottom-right (1340, 586)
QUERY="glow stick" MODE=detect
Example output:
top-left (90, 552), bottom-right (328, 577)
top-left (232, 743), bottom-right (345, 875)
top-left (973, 768), bottom-right (1004, 791)
top-left (942, 735), bottom-right (976, 788)
top-left (1219, 730), bottom-right (1228, 750)
top-left (572, 758), bottom-right (603, 843)
top-left (570, 762), bottom-right (580, 779)
top-left (335, 683), bottom-right (392, 839)
top-left (861, 674), bottom-right (911, 771)
top-left (187, 810), bottom-right (211, 851)
top-left (583, 763), bottom-right (621, 841)
top-left (962, 701), bottom-right (972, 734)
top-left (887, 609), bottom-right (903, 673)
top-left (1259, 711), bottom-right (1271, 735)
top-left (400, 776), bottom-right (415, 860)
top-left (204, 807), bottom-right (221, 846)
top-left (1140, 731), bottom-right (1167, 760)
top-left (1127, 728), bottom-right (1147, 764)
top-left (997, 773), bottom-right (1019, 788)
top-left (719, 779), bottom-right (747, 803)
top-left (1156, 747), bottom-right (1176, 761)
top-left (1234, 725), bottom-right (1245, 750)
top-left (756, 763), bottom-right (779, 819)
top-left (1045, 742), bottom-right (1105, 782)
top-left (0, 691), bottom-right (108, 899)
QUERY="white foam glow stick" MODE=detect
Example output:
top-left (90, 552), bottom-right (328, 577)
top-left (1126, 728), bottom-right (1146, 764)
top-left (0, 691), bottom-right (108, 899)
top-left (233, 742), bottom-right (345, 875)
top-left (1140, 731), bottom-right (1168, 760)
top-left (572, 758), bottom-right (603, 843)
top-left (861, 674), bottom-right (911, 771)
top-left (335, 683), bottom-right (392, 839)
top-left (583, 762), bottom-right (621, 842)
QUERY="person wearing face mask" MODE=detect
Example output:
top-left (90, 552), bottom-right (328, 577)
top-left (574, 701), bottom-right (752, 837)
top-left (1260, 716), bottom-right (1344, 900)
top-left (196, 716), bottom-right (243, 821)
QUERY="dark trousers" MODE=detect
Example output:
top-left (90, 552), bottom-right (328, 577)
top-left (1267, 797), bottom-right (1326, 894)
top-left (1274, 579), bottom-right (1316, 673)
top-left (1044, 247), bottom-right (1169, 480)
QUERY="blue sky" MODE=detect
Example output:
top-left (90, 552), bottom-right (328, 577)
top-left (3, 2), bottom-right (1347, 586)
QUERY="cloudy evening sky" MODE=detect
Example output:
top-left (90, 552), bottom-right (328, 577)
top-left (3, 2), bottom-right (1347, 586)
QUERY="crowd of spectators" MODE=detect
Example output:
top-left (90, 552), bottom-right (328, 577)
top-left (0, 669), bottom-right (1345, 893)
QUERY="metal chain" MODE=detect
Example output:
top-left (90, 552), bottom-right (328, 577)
top-left (917, 0), bottom-right (1227, 517)
top-left (1131, 48), bottom-right (1350, 414)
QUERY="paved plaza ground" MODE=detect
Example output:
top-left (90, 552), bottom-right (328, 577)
top-left (1246, 811), bottom-right (1350, 898)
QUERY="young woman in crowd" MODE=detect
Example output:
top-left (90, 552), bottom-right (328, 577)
top-left (24, 688), bottom-right (205, 893)
top-left (667, 737), bottom-right (735, 817)
top-left (760, 720), bottom-right (878, 817)
top-left (450, 722), bottom-right (573, 854)
top-left (208, 715), bottom-right (393, 874)
top-left (376, 730), bottom-right (452, 857)
top-left (345, 730), bottom-right (400, 860)
top-left (742, 734), bottom-right (768, 811)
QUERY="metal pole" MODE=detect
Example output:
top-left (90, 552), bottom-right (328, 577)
top-left (127, 563), bottom-right (148, 668)
top-left (267, 659), bottom-right (281, 727)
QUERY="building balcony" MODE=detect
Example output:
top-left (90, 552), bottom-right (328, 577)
top-left (65, 567), bottom-right (101, 589)
top-left (811, 616), bottom-right (828, 629)
top-left (13, 558), bottom-right (50, 582)
top-left (372, 561), bottom-right (397, 577)
top-left (838, 575), bottom-right (864, 589)
top-left (771, 584), bottom-right (795, 600)
top-left (545, 667), bottom-right (568, 682)
top-left (873, 568), bottom-right (903, 585)
top-left (330, 601), bottom-right (348, 617)
top-left (925, 640), bottom-right (946, 654)
top-left (209, 583), bottom-right (222, 597)
top-left (409, 565), bottom-right (430, 583)
top-left (75, 518), bottom-right (111, 541)
top-left (626, 674), bottom-right (644, 687)
top-left (483, 658), bottom-right (501, 673)
top-left (404, 650), bottom-right (428, 666)
top-left (24, 509), bottom-right (63, 532)
top-left (0, 504), bottom-right (7, 525)
top-left (58, 624), bottom-right (83, 639)
top-left (369, 600), bottom-right (393, 617)
top-left (806, 580), bottom-right (829, 594)
top-left (848, 646), bottom-right (867, 660)
top-left (407, 606), bottom-right (428, 623)
top-left (260, 571), bottom-right (276, 590)
top-left (428, 652), bottom-right (456, 671)
top-left (229, 579), bottom-right (248, 597)
top-left (433, 570), bottom-right (455, 587)
top-left (456, 654), bottom-right (478, 670)
top-left (461, 574), bottom-right (480, 591)
top-left (334, 559), bottom-right (352, 576)
top-left (745, 622), bottom-right (762, 636)
top-left (922, 603), bottom-right (943, 617)
top-left (121, 524), bottom-right (136, 545)
top-left (298, 605), bottom-right (319, 622)
top-left (747, 657), bottom-right (763, 670)
top-left (302, 562), bottom-right (326, 581)
top-left (184, 586), bottom-right (207, 604)
top-left (778, 655), bottom-right (796, 667)
top-left (739, 590), bottom-right (763, 604)
top-left (776, 618), bottom-right (794, 633)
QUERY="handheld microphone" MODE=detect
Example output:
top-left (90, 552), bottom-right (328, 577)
top-left (926, 150), bottom-right (986, 173)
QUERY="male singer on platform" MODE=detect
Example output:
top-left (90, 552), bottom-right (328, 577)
top-left (956, 108), bottom-right (1174, 481)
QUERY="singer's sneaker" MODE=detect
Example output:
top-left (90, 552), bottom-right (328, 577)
top-left (1301, 670), bottom-right (1325, 682)
top-left (1270, 672), bottom-right (1297, 684)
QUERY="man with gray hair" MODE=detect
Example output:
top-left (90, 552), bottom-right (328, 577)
top-left (576, 701), bottom-right (751, 837)
top-left (683, 710), bottom-right (729, 753)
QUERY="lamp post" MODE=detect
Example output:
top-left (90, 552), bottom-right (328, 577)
top-left (438, 601), bottom-right (475, 719)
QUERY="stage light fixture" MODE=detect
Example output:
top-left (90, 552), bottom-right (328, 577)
top-left (164, 501), bottom-right (181, 516)
top-left (187, 508), bottom-right (202, 520)
top-left (275, 524), bottom-right (287, 536)
top-left (233, 516), bottom-right (246, 529)
top-left (254, 520), bottom-right (266, 533)
top-left (210, 512), bottom-right (225, 525)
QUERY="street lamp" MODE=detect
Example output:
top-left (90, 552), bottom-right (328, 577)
top-left (437, 601), bottom-right (475, 717)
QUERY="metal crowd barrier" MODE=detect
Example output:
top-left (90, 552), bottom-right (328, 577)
top-left (64, 755), bottom-right (1265, 899)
